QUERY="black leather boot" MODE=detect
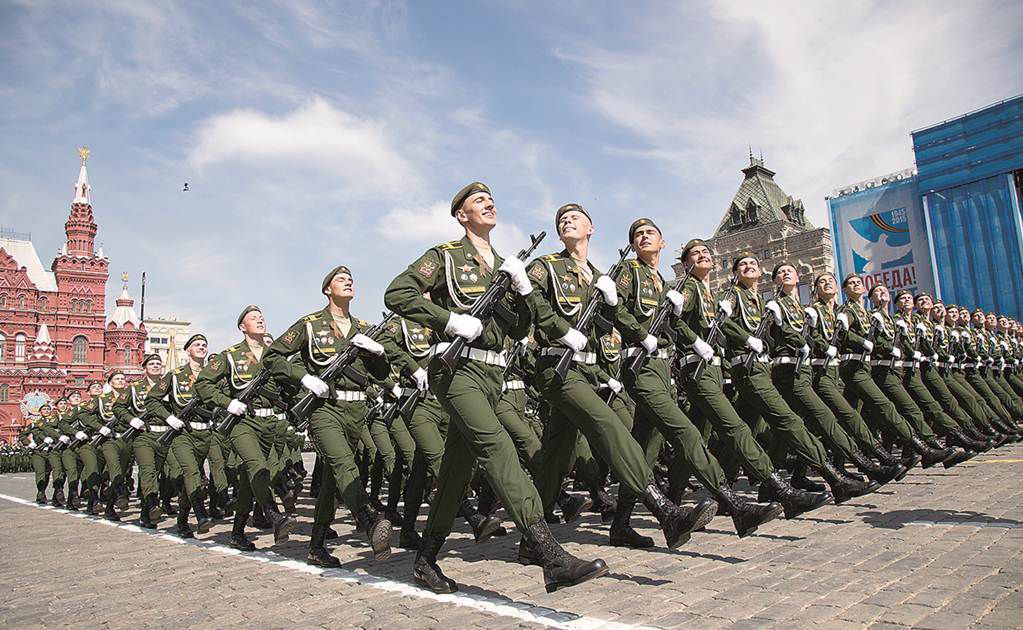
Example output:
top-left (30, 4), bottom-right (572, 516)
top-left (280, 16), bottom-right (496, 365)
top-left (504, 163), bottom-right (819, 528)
top-left (85, 488), bottom-right (98, 515)
top-left (208, 487), bottom-right (224, 519)
top-left (265, 504), bottom-right (295, 544)
top-left (191, 491), bottom-right (213, 534)
top-left (355, 505), bottom-right (392, 560)
top-left (52, 486), bottom-right (66, 508)
top-left (221, 488), bottom-right (234, 518)
top-left (759, 472), bottom-right (832, 519)
top-left (849, 450), bottom-right (904, 485)
top-left (398, 523), bottom-right (422, 551)
top-left (948, 428), bottom-right (990, 452)
top-left (275, 481), bottom-right (297, 515)
top-left (820, 461), bottom-right (879, 504)
top-left (103, 496), bottom-right (120, 522)
top-left (161, 494), bottom-right (178, 516)
top-left (458, 499), bottom-right (501, 544)
top-left (115, 482), bottom-right (129, 512)
top-left (145, 493), bottom-right (164, 523)
top-left (608, 498), bottom-right (654, 548)
top-left (36, 490), bottom-right (47, 505)
top-left (67, 487), bottom-right (80, 511)
top-left (229, 512), bottom-right (256, 551)
top-left (307, 524), bottom-right (342, 568)
top-left (251, 503), bottom-right (272, 529)
top-left (909, 436), bottom-right (955, 468)
top-left (138, 500), bottom-right (156, 530)
top-left (526, 520), bottom-right (609, 594)
top-left (413, 534), bottom-right (457, 593)
top-left (589, 486), bottom-right (617, 524)
top-left (176, 504), bottom-right (194, 539)
top-left (556, 490), bottom-right (590, 524)
top-left (871, 443), bottom-right (903, 467)
top-left (641, 483), bottom-right (717, 549)
top-left (942, 447), bottom-right (975, 469)
top-left (963, 425), bottom-right (995, 449)
top-left (790, 463), bottom-right (826, 492)
top-left (711, 482), bottom-right (783, 538)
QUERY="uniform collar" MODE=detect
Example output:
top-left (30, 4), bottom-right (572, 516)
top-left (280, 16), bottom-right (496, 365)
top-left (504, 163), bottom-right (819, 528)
top-left (460, 235), bottom-right (499, 268)
top-left (557, 248), bottom-right (597, 277)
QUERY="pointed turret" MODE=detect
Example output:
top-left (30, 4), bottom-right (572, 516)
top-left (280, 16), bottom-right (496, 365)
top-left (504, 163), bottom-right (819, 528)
top-left (110, 272), bottom-right (142, 328)
top-left (65, 146), bottom-right (98, 256)
top-left (28, 324), bottom-right (58, 368)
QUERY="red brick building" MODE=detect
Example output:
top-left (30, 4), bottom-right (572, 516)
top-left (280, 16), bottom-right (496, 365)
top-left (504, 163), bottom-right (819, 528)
top-left (0, 149), bottom-right (145, 444)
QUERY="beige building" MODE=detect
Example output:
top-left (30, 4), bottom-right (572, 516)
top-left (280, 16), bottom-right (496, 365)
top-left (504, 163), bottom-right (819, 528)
top-left (143, 316), bottom-right (191, 369)
top-left (674, 153), bottom-right (834, 303)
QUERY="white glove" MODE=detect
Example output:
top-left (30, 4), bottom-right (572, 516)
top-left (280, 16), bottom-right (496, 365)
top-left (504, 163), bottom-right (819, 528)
top-left (862, 339), bottom-right (874, 352)
top-left (891, 348), bottom-right (902, 359)
top-left (499, 257), bottom-right (532, 296)
top-left (913, 351), bottom-right (922, 361)
top-left (606, 378), bottom-right (623, 394)
top-left (165, 416), bottom-right (184, 431)
top-left (99, 426), bottom-right (112, 437)
top-left (75, 431), bottom-right (88, 441)
top-left (391, 383), bottom-right (403, 399)
top-left (594, 275), bottom-right (618, 306)
top-left (27, 440), bottom-right (36, 449)
top-left (717, 299), bottom-right (733, 318)
top-left (836, 313), bottom-right (850, 330)
top-left (59, 435), bottom-right (70, 444)
top-left (826, 345), bottom-right (838, 359)
top-left (692, 337), bottom-right (715, 361)
top-left (640, 334), bottom-right (658, 353)
top-left (931, 354), bottom-right (939, 362)
top-left (916, 323), bottom-right (927, 334)
top-left (350, 333), bottom-right (384, 355)
top-left (227, 399), bottom-right (247, 416)
top-left (951, 330), bottom-right (961, 340)
top-left (412, 367), bottom-right (429, 392)
top-left (765, 300), bottom-right (783, 325)
top-left (800, 344), bottom-right (811, 358)
top-left (558, 328), bottom-right (588, 352)
top-left (301, 374), bottom-right (330, 398)
top-left (746, 336), bottom-right (764, 354)
top-left (665, 290), bottom-right (684, 316)
top-left (896, 319), bottom-right (908, 332)
top-left (129, 417), bottom-right (146, 431)
top-left (44, 437), bottom-right (53, 445)
top-left (804, 307), bottom-right (819, 327)
top-left (871, 312), bottom-right (885, 326)
top-left (445, 312), bottom-right (484, 341)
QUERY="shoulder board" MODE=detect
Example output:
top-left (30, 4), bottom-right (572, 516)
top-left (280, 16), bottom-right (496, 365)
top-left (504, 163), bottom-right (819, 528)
top-left (627, 259), bottom-right (643, 268)
top-left (438, 240), bottom-right (462, 251)
top-left (540, 254), bottom-right (561, 262)
top-left (172, 366), bottom-right (188, 376)
top-left (225, 342), bottom-right (245, 353)
top-left (357, 319), bottom-right (369, 327)
top-left (301, 311), bottom-right (324, 323)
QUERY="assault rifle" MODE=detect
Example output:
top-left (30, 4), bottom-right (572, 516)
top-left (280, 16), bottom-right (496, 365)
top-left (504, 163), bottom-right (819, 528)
top-left (552, 245), bottom-right (632, 384)
top-left (215, 368), bottom-right (274, 436)
top-left (885, 317), bottom-right (906, 376)
top-left (820, 309), bottom-right (848, 371)
top-left (290, 312), bottom-right (398, 431)
top-left (860, 312), bottom-right (882, 363)
top-left (158, 396), bottom-right (215, 446)
top-left (793, 304), bottom-right (818, 373)
top-left (435, 231), bottom-right (547, 373)
top-left (742, 284), bottom-right (786, 370)
top-left (693, 273), bottom-right (740, 380)
top-left (90, 415), bottom-right (123, 447)
top-left (119, 411), bottom-right (153, 442)
top-left (623, 262), bottom-right (695, 379)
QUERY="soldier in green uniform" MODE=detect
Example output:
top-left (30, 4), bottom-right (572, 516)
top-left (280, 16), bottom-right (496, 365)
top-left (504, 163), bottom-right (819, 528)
top-left (612, 220), bottom-right (782, 543)
top-left (264, 270), bottom-right (395, 566)
top-left (146, 335), bottom-right (217, 537)
top-left (45, 398), bottom-right (68, 507)
top-left (807, 274), bottom-right (909, 474)
top-left (892, 291), bottom-right (989, 454)
top-left (20, 415), bottom-right (50, 503)
top-left (68, 380), bottom-right (110, 515)
top-left (115, 354), bottom-right (168, 528)
top-left (196, 308), bottom-right (295, 551)
top-left (384, 183), bottom-right (607, 594)
top-left (769, 263), bottom-right (902, 484)
top-left (956, 307), bottom-right (1016, 434)
top-left (56, 390), bottom-right (84, 510)
top-left (866, 285), bottom-right (962, 467)
top-left (92, 372), bottom-right (133, 518)
top-left (982, 311), bottom-right (1023, 423)
top-left (527, 207), bottom-right (720, 552)
top-left (674, 240), bottom-right (830, 520)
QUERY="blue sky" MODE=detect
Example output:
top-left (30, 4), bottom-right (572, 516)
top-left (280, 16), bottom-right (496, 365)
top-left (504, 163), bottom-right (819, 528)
top-left (2, 0), bottom-right (1021, 350)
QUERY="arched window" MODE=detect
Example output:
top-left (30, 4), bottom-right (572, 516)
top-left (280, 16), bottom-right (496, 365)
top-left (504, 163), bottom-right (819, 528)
top-left (0, 384), bottom-right (8, 403)
top-left (0, 294), bottom-right (6, 308)
top-left (70, 300), bottom-right (77, 313)
top-left (86, 300), bottom-right (92, 312)
top-left (0, 334), bottom-right (5, 362)
top-left (14, 334), bottom-right (26, 362)
top-left (72, 336), bottom-right (88, 363)
top-left (123, 347), bottom-right (132, 364)
top-left (38, 296), bottom-right (48, 312)
top-left (17, 295), bottom-right (25, 309)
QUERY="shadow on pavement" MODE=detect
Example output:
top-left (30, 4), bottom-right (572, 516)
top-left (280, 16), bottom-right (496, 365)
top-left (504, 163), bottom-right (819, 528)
top-left (858, 508), bottom-right (1023, 529)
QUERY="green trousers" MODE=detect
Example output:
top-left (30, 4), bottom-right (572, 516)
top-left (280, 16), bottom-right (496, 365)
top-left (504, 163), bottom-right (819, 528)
top-left (624, 357), bottom-right (724, 498)
top-left (918, 365), bottom-right (974, 430)
top-left (946, 370), bottom-right (995, 428)
top-left (77, 443), bottom-right (102, 491)
top-left (423, 358), bottom-right (544, 538)
top-left (47, 449), bottom-right (65, 488)
top-left (31, 451), bottom-right (49, 491)
top-left (871, 366), bottom-right (937, 440)
top-left (773, 362), bottom-right (859, 459)
top-left (681, 361), bottom-right (775, 482)
top-left (839, 360), bottom-right (914, 442)
top-left (100, 437), bottom-right (131, 488)
top-left (532, 360), bottom-right (652, 513)
top-left (133, 431), bottom-right (170, 498)
top-left (495, 387), bottom-right (541, 465)
top-left (61, 447), bottom-right (80, 489)
top-left (170, 429), bottom-right (212, 498)
top-left (308, 400), bottom-right (371, 527)
top-left (987, 372), bottom-right (1023, 416)
top-left (731, 361), bottom-right (829, 469)
top-left (812, 365), bottom-right (879, 452)
top-left (966, 370), bottom-right (1013, 423)
top-left (208, 431), bottom-right (232, 493)
top-left (229, 414), bottom-right (278, 514)
top-left (403, 397), bottom-right (450, 528)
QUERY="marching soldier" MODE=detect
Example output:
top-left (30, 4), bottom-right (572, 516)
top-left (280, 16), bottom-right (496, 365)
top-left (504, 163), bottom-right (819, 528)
top-left (115, 354), bottom-right (168, 529)
top-left (56, 391), bottom-right (84, 510)
top-left (264, 269), bottom-right (395, 566)
top-left (384, 183), bottom-right (607, 594)
top-left (68, 380), bottom-right (110, 515)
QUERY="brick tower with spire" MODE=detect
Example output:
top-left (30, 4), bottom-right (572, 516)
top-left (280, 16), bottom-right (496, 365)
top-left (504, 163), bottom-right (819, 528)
top-left (104, 273), bottom-right (146, 381)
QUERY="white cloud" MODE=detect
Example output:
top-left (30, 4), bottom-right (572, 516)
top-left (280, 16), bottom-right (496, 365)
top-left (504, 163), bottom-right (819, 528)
top-left (377, 200), bottom-right (532, 257)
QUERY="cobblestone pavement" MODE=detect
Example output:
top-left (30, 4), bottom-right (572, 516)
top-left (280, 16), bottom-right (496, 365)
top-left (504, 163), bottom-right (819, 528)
top-left (1, 444), bottom-right (1022, 629)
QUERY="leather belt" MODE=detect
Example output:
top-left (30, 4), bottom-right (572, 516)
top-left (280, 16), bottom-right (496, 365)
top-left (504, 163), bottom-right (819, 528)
top-left (681, 353), bottom-right (720, 367)
top-left (730, 355), bottom-right (769, 367)
top-left (149, 425), bottom-right (168, 433)
top-left (539, 347), bottom-right (596, 365)
top-left (622, 347), bottom-right (671, 360)
top-left (505, 380), bottom-right (525, 391)
top-left (334, 390), bottom-right (367, 402)
top-left (253, 407), bottom-right (278, 417)
top-left (430, 343), bottom-right (507, 367)
top-left (189, 422), bottom-right (210, 430)
top-left (772, 356), bottom-right (803, 365)
top-left (840, 353), bottom-right (869, 362)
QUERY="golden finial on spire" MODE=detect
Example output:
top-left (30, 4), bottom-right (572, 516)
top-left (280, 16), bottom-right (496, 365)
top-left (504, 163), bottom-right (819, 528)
top-left (121, 271), bottom-right (129, 283)
top-left (78, 146), bottom-right (90, 164)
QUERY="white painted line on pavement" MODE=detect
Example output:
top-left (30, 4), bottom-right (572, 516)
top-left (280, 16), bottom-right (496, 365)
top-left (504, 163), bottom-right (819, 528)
top-left (906, 519), bottom-right (1023, 529)
top-left (0, 492), bottom-right (640, 630)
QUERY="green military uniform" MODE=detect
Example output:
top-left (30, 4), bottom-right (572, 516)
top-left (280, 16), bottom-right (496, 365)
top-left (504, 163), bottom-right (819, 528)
top-left (959, 323), bottom-right (1015, 423)
top-left (93, 385), bottom-right (133, 516)
top-left (115, 372), bottom-right (169, 527)
top-left (20, 420), bottom-right (50, 501)
top-left (41, 410), bottom-right (66, 505)
top-left (55, 404), bottom-right (83, 509)
top-left (67, 392), bottom-right (110, 512)
top-left (891, 309), bottom-right (963, 440)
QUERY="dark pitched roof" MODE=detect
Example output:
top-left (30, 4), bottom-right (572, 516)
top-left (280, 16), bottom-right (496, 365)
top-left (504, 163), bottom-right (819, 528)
top-left (714, 154), bottom-right (815, 237)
